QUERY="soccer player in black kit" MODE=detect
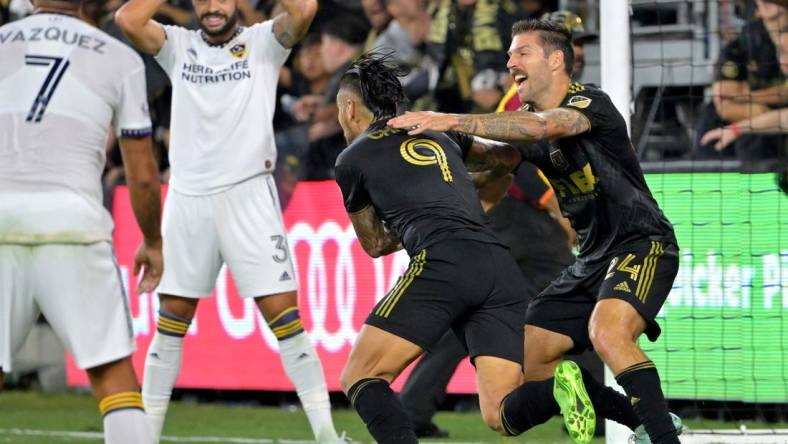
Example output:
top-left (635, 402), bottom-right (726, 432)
top-left (333, 53), bottom-right (536, 443)
top-left (391, 20), bottom-right (683, 444)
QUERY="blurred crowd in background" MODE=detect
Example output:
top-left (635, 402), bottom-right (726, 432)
top-left (1, 0), bottom-right (786, 208)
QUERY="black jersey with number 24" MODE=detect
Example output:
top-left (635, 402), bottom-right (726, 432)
top-left (518, 83), bottom-right (677, 263)
top-left (334, 121), bottom-right (501, 256)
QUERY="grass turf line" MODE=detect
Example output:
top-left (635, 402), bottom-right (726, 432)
top-left (2, 390), bottom-right (786, 443)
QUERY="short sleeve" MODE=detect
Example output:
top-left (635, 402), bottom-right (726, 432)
top-left (113, 64), bottom-right (153, 138)
top-left (154, 24), bottom-right (187, 75)
top-left (714, 37), bottom-right (747, 82)
top-left (335, 159), bottom-right (372, 213)
top-left (249, 20), bottom-right (291, 69)
top-left (560, 86), bottom-right (618, 133)
top-left (445, 131), bottom-right (474, 159)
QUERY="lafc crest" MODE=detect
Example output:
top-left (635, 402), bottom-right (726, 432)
top-left (229, 43), bottom-right (247, 59)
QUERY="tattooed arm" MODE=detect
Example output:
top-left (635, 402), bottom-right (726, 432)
top-left (348, 206), bottom-right (403, 258)
top-left (389, 108), bottom-right (591, 143)
top-left (464, 137), bottom-right (522, 173)
top-left (271, 0), bottom-right (317, 49)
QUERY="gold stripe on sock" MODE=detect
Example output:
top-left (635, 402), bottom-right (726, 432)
top-left (267, 307), bottom-right (299, 326)
top-left (349, 379), bottom-right (380, 407)
top-left (616, 361), bottom-right (656, 380)
top-left (158, 317), bottom-right (189, 335)
top-left (272, 319), bottom-right (304, 339)
top-left (99, 392), bottom-right (144, 416)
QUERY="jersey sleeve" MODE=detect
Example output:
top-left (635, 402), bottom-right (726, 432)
top-left (713, 36), bottom-right (747, 82)
top-left (249, 20), bottom-right (291, 69)
top-left (445, 131), bottom-right (474, 159)
top-left (335, 156), bottom-right (372, 213)
top-left (154, 24), bottom-right (186, 75)
top-left (560, 86), bottom-right (618, 133)
top-left (113, 63), bottom-right (153, 138)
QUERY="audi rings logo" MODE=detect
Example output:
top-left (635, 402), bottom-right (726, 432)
top-left (123, 221), bottom-right (410, 353)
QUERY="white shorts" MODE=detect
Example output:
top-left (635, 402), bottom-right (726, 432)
top-left (0, 242), bottom-right (134, 372)
top-left (158, 174), bottom-right (298, 298)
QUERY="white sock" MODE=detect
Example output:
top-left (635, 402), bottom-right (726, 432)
top-left (100, 392), bottom-right (152, 444)
top-left (279, 332), bottom-right (340, 442)
top-left (142, 331), bottom-right (185, 443)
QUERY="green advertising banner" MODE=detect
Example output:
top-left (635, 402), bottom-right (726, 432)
top-left (643, 172), bottom-right (788, 402)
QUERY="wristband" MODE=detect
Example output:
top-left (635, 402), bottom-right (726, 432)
top-left (728, 122), bottom-right (741, 138)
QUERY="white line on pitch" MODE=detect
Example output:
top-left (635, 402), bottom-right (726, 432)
top-left (0, 428), bottom-right (491, 444)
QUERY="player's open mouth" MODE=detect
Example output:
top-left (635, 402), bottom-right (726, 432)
top-left (203, 15), bottom-right (226, 27)
top-left (514, 74), bottom-right (527, 86)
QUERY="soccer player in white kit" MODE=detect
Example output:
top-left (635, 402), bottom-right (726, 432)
top-left (115, 0), bottom-right (344, 442)
top-left (0, 1), bottom-right (163, 442)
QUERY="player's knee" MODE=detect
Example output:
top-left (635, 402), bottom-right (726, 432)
top-left (339, 364), bottom-right (359, 395)
top-left (86, 357), bottom-right (139, 400)
top-left (588, 322), bottom-right (631, 360)
top-left (158, 294), bottom-right (198, 321)
top-left (481, 406), bottom-right (507, 436)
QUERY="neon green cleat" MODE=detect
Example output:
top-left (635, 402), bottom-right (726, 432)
top-left (553, 360), bottom-right (596, 444)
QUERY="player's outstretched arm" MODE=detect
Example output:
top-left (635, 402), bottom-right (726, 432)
top-left (119, 136), bottom-right (163, 293)
top-left (271, 0), bottom-right (318, 49)
top-left (347, 206), bottom-right (403, 259)
top-left (388, 108), bottom-right (590, 143)
top-left (115, 0), bottom-right (168, 55)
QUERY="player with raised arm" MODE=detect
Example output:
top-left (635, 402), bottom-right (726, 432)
top-left (0, 0), bottom-right (162, 442)
top-left (334, 53), bottom-right (535, 443)
top-left (390, 19), bottom-right (683, 444)
top-left (114, 0), bottom-right (344, 442)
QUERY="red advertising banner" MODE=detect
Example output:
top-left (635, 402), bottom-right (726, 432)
top-left (66, 181), bottom-right (477, 392)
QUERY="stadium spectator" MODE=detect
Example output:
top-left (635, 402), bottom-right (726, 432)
top-left (0, 0), bottom-right (163, 441)
top-left (701, 106), bottom-right (788, 150)
top-left (299, 15), bottom-right (368, 180)
top-left (378, 0), bottom-right (439, 103)
top-left (361, 0), bottom-right (392, 51)
top-left (115, 0), bottom-right (347, 442)
top-left (275, 33), bottom-right (332, 205)
top-left (425, 0), bottom-right (519, 112)
top-left (695, 0), bottom-right (787, 171)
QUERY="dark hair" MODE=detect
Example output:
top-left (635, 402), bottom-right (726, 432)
top-left (511, 19), bottom-right (574, 76)
top-left (299, 33), bottom-right (322, 49)
top-left (339, 51), bottom-right (408, 121)
top-left (321, 16), bottom-right (370, 46)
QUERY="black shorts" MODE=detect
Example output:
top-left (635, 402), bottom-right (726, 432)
top-left (366, 239), bottom-right (532, 365)
top-left (525, 239), bottom-right (679, 354)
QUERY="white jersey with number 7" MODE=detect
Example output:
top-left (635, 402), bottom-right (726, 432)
top-left (0, 13), bottom-right (151, 244)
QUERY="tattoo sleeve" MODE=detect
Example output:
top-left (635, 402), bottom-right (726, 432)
top-left (453, 108), bottom-right (590, 142)
top-left (271, 0), bottom-right (316, 49)
top-left (349, 206), bottom-right (402, 258)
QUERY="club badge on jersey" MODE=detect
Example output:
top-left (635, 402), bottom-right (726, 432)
top-left (229, 43), bottom-right (247, 59)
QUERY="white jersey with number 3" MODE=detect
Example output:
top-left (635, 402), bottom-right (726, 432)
top-left (0, 13), bottom-right (151, 244)
top-left (155, 21), bottom-right (290, 195)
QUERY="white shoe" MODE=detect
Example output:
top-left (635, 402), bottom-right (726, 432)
top-left (628, 412), bottom-right (684, 444)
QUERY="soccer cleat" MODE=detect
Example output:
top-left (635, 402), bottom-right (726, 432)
top-left (627, 412), bottom-right (684, 444)
top-left (553, 360), bottom-right (596, 444)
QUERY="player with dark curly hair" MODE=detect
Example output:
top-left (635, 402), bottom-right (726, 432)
top-left (333, 52), bottom-right (532, 443)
